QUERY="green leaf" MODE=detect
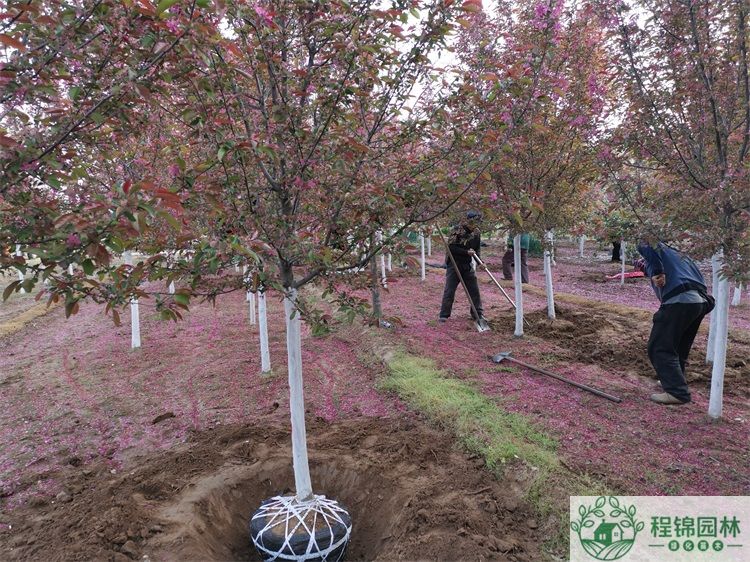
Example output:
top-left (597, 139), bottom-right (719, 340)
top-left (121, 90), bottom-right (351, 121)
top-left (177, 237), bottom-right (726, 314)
top-left (173, 293), bottom-right (190, 306)
top-left (82, 259), bottom-right (95, 275)
top-left (156, 0), bottom-right (179, 15)
top-left (2, 280), bottom-right (20, 301)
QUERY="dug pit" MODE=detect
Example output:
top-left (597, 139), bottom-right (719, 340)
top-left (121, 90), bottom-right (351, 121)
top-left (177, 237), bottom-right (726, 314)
top-left (3, 417), bottom-right (547, 561)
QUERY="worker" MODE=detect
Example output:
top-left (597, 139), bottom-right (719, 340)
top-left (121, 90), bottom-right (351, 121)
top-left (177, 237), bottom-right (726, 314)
top-left (438, 211), bottom-right (484, 323)
top-left (638, 241), bottom-right (714, 405)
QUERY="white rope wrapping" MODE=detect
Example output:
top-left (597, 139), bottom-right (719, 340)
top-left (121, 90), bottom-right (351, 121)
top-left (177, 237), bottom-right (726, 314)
top-left (251, 495), bottom-right (352, 561)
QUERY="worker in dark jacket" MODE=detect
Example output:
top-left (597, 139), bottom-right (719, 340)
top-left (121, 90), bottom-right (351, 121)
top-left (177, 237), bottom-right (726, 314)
top-left (439, 211), bottom-right (484, 323)
top-left (638, 241), bottom-right (715, 405)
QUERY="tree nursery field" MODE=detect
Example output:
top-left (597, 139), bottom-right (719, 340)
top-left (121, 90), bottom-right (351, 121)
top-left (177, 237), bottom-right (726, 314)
top-left (2, 0), bottom-right (750, 561)
top-left (0, 241), bottom-right (748, 561)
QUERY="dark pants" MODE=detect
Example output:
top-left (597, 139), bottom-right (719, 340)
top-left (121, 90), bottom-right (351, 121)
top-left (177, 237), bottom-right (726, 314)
top-left (647, 302), bottom-right (712, 403)
top-left (439, 265), bottom-right (483, 319)
top-left (612, 241), bottom-right (621, 262)
top-left (502, 249), bottom-right (529, 283)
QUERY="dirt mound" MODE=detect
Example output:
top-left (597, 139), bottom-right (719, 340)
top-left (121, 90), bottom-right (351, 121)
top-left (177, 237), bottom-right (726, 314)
top-left (1, 417), bottom-right (543, 562)
top-left (491, 303), bottom-right (750, 389)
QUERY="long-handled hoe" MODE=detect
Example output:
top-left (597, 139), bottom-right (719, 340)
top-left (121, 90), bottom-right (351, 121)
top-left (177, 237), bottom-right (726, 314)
top-left (473, 254), bottom-right (530, 328)
top-left (437, 228), bottom-right (490, 333)
top-left (491, 351), bottom-right (622, 403)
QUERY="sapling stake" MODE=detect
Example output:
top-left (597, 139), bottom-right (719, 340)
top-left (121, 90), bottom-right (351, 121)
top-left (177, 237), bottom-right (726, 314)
top-left (620, 239), bottom-right (626, 287)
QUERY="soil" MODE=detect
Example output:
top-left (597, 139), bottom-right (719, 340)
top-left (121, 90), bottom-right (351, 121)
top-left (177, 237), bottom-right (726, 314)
top-left (489, 301), bottom-right (750, 390)
top-left (2, 417), bottom-right (542, 562)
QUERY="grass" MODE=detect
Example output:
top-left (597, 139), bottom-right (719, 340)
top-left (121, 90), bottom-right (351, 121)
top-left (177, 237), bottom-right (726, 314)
top-left (381, 352), bottom-right (612, 557)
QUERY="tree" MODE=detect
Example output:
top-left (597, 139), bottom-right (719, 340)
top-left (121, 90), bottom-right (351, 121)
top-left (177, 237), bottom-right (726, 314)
top-left (453, 0), bottom-right (610, 330)
top-left (2, 3), bottom-right (486, 549)
top-left (606, 0), bottom-right (750, 418)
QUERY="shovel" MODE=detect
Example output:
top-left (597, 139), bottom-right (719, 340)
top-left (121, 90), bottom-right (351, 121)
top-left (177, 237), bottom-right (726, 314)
top-left (437, 228), bottom-right (490, 332)
top-left (491, 351), bottom-right (622, 403)
top-left (473, 254), bottom-right (530, 328)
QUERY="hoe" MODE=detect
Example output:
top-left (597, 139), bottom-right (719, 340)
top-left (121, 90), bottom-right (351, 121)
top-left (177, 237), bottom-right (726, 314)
top-left (491, 351), bottom-right (622, 403)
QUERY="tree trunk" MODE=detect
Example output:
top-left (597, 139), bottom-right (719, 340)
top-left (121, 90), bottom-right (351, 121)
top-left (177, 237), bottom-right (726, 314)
top-left (387, 253), bottom-right (392, 272)
top-left (578, 235), bottom-right (585, 258)
top-left (544, 231), bottom-right (556, 320)
top-left (258, 290), bottom-right (271, 373)
top-left (731, 283), bottom-right (742, 306)
top-left (514, 234), bottom-right (524, 337)
top-left (620, 240), bottom-right (626, 287)
top-left (283, 288), bottom-right (314, 501)
top-left (426, 233), bottom-right (432, 256)
top-left (370, 236), bottom-right (383, 321)
top-left (377, 231), bottom-right (387, 289)
top-left (124, 251), bottom-right (141, 349)
top-left (550, 231), bottom-right (556, 267)
top-left (706, 253), bottom-right (720, 363)
top-left (708, 274), bottom-right (730, 419)
top-left (248, 291), bottom-right (256, 325)
top-left (420, 232), bottom-right (426, 281)
top-left (15, 245), bottom-right (24, 293)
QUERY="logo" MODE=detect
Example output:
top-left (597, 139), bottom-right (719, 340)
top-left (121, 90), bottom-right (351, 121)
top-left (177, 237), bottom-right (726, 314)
top-left (571, 496), bottom-right (644, 561)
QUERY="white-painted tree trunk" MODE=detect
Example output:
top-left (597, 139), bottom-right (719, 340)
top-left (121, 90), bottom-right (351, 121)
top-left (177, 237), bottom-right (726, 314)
top-left (513, 234), bottom-right (524, 337)
top-left (550, 231), bottom-right (556, 267)
top-left (377, 231), bottom-right (387, 288)
top-left (248, 291), bottom-right (256, 325)
top-left (578, 235), bottom-right (585, 258)
top-left (124, 251), bottom-right (141, 349)
top-left (426, 234), bottom-right (432, 256)
top-left (68, 264), bottom-right (74, 275)
top-left (419, 233), bottom-right (426, 281)
top-left (708, 275), bottom-right (730, 419)
top-left (620, 240), bottom-right (626, 286)
top-left (168, 281), bottom-right (175, 294)
top-left (386, 253), bottom-right (392, 272)
top-left (284, 289), bottom-right (313, 501)
top-left (15, 245), bottom-right (24, 293)
top-left (258, 291), bottom-right (271, 373)
top-left (731, 283), bottom-right (743, 307)
top-left (544, 231), bottom-right (556, 320)
top-left (706, 253), bottom-right (720, 363)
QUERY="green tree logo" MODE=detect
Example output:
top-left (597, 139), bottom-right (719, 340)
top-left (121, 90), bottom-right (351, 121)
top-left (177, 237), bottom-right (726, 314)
top-left (571, 497), bottom-right (645, 561)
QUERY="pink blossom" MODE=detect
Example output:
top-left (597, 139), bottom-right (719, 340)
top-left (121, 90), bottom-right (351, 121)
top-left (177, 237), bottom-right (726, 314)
top-left (165, 19), bottom-right (180, 34)
top-left (254, 4), bottom-right (275, 26)
top-left (167, 164), bottom-right (180, 178)
top-left (66, 233), bottom-right (81, 248)
top-left (489, 191), bottom-right (498, 202)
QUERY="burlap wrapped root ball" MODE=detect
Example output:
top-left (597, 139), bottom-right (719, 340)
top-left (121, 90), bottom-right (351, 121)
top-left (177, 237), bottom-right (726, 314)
top-left (250, 495), bottom-right (352, 561)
